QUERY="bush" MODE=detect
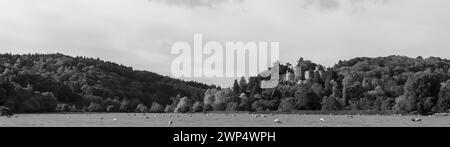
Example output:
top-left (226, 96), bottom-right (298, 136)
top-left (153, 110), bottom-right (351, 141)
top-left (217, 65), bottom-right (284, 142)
top-left (381, 98), bottom-right (395, 111)
top-left (102, 98), bottom-right (121, 111)
top-left (266, 99), bottom-right (280, 111)
top-left (87, 102), bottom-right (103, 112)
top-left (203, 104), bottom-right (213, 112)
top-left (0, 106), bottom-right (13, 116)
top-left (106, 105), bottom-right (116, 112)
top-left (149, 102), bottom-right (164, 113)
top-left (226, 102), bottom-right (239, 112)
top-left (119, 99), bottom-right (133, 112)
top-left (239, 94), bottom-right (252, 111)
top-left (321, 96), bottom-right (341, 111)
top-left (56, 104), bottom-right (70, 112)
top-left (252, 100), bottom-right (267, 112)
top-left (192, 102), bottom-right (203, 112)
top-left (213, 103), bottom-right (226, 111)
top-left (278, 97), bottom-right (295, 112)
top-left (294, 84), bottom-right (321, 110)
top-left (135, 104), bottom-right (148, 113)
top-left (40, 92), bottom-right (58, 112)
top-left (164, 104), bottom-right (175, 113)
top-left (175, 97), bottom-right (192, 113)
top-left (84, 95), bottom-right (103, 104)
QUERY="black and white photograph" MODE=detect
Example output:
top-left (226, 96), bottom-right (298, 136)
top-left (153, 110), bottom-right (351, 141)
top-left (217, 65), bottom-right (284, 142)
top-left (1, 0), bottom-right (450, 143)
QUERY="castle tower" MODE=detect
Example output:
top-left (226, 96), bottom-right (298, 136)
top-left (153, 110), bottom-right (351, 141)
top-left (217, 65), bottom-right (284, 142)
top-left (294, 66), bottom-right (302, 82)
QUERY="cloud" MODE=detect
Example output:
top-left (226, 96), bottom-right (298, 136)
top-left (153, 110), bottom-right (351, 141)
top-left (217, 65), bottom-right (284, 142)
top-left (1, 0), bottom-right (450, 87)
top-left (147, 0), bottom-right (244, 8)
top-left (301, 0), bottom-right (390, 11)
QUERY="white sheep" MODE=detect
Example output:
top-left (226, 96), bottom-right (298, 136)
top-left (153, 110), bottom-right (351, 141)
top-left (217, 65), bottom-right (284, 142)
top-left (274, 119), bottom-right (281, 124)
top-left (320, 118), bottom-right (325, 122)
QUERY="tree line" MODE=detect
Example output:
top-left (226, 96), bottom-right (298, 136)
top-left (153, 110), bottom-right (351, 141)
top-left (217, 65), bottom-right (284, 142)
top-left (1, 54), bottom-right (450, 115)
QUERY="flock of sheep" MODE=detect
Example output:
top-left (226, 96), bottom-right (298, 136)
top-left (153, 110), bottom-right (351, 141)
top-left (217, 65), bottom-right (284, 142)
top-left (1, 111), bottom-right (435, 126)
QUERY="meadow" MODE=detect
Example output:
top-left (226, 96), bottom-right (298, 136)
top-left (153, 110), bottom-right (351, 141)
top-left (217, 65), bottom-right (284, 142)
top-left (1, 113), bottom-right (449, 127)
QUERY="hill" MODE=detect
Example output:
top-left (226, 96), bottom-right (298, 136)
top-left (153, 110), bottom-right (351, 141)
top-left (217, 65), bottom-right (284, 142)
top-left (0, 53), bottom-right (213, 113)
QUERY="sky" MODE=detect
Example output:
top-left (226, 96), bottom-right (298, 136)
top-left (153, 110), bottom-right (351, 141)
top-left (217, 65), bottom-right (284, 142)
top-left (1, 0), bottom-right (450, 87)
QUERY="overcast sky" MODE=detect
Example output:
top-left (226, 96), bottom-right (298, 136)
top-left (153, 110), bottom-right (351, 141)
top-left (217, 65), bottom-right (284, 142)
top-left (1, 0), bottom-right (450, 87)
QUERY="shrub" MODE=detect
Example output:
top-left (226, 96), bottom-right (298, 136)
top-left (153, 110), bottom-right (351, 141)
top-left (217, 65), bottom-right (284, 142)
top-left (278, 97), bottom-right (295, 112)
top-left (266, 99), bottom-right (280, 111)
top-left (87, 102), bottom-right (103, 112)
top-left (84, 95), bottom-right (103, 104)
top-left (164, 104), bottom-right (175, 113)
top-left (40, 92), bottom-right (58, 112)
top-left (252, 100), bottom-right (267, 112)
top-left (175, 97), bottom-right (192, 113)
top-left (204, 89), bottom-right (218, 105)
top-left (119, 99), bottom-right (132, 112)
top-left (381, 98), bottom-right (395, 111)
top-left (149, 102), bottom-right (164, 113)
top-left (321, 96), bottom-right (341, 111)
top-left (135, 104), bottom-right (148, 113)
top-left (102, 98), bottom-right (121, 111)
top-left (106, 105), bottom-right (116, 112)
top-left (203, 104), bottom-right (213, 112)
top-left (192, 102), bottom-right (203, 112)
top-left (0, 106), bottom-right (13, 116)
top-left (239, 94), bottom-right (252, 111)
top-left (213, 102), bottom-right (226, 111)
top-left (56, 104), bottom-right (70, 112)
top-left (226, 102), bottom-right (239, 112)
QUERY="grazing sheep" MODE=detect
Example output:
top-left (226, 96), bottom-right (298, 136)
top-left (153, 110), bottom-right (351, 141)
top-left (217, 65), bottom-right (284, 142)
top-left (411, 118), bottom-right (422, 122)
top-left (113, 118), bottom-right (117, 121)
top-left (274, 119), bottom-right (281, 124)
top-left (320, 118), bottom-right (325, 122)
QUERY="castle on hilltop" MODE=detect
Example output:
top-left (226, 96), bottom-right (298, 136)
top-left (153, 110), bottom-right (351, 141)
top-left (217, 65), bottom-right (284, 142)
top-left (260, 60), bottom-right (329, 88)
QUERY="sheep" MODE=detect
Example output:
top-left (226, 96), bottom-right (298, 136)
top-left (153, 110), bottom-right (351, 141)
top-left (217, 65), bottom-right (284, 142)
top-left (274, 119), bottom-right (281, 124)
top-left (168, 120), bottom-right (173, 125)
top-left (320, 118), bottom-right (325, 122)
top-left (410, 118), bottom-right (422, 122)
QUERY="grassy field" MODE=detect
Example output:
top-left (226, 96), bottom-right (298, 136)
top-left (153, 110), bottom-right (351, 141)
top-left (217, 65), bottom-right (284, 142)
top-left (1, 113), bottom-right (450, 127)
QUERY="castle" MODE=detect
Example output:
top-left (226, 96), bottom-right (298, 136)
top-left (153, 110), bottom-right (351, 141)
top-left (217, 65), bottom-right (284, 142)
top-left (260, 61), bottom-right (327, 88)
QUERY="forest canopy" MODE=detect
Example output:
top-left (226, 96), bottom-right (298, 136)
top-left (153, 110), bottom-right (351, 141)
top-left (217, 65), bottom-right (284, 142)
top-left (1, 54), bottom-right (450, 115)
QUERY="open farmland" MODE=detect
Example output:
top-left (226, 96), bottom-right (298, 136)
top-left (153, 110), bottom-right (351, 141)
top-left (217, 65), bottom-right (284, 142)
top-left (1, 113), bottom-right (450, 127)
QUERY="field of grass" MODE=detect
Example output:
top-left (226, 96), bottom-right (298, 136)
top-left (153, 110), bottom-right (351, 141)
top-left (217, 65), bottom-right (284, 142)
top-left (1, 113), bottom-right (450, 127)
